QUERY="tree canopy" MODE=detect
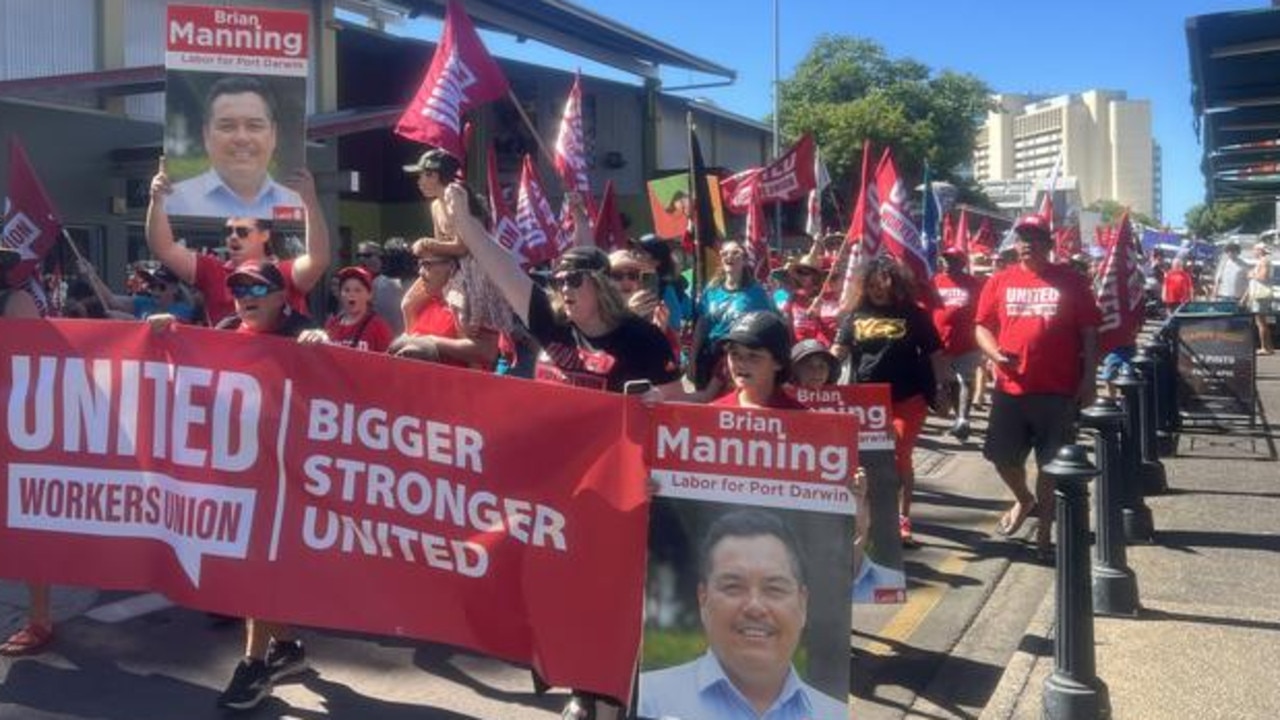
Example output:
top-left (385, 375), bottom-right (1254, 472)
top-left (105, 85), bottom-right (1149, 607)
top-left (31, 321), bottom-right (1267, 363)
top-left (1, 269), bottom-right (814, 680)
top-left (778, 35), bottom-right (993, 199)
top-left (1184, 200), bottom-right (1274, 239)
top-left (1085, 200), bottom-right (1157, 229)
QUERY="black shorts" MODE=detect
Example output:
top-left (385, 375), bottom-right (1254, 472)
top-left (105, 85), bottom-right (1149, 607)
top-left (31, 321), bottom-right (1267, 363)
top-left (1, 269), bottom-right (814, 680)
top-left (983, 391), bottom-right (1078, 469)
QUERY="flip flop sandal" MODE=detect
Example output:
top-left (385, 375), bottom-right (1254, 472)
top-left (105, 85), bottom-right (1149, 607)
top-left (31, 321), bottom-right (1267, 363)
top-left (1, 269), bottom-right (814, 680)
top-left (0, 624), bottom-right (53, 657)
top-left (996, 501), bottom-right (1038, 537)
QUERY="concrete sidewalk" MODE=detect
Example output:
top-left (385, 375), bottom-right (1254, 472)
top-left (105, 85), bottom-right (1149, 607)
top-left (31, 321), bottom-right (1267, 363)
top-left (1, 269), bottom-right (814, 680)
top-left (983, 351), bottom-right (1280, 720)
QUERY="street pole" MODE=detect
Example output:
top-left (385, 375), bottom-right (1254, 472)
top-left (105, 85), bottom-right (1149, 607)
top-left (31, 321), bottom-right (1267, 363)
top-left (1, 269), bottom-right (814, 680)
top-left (772, 0), bottom-right (783, 253)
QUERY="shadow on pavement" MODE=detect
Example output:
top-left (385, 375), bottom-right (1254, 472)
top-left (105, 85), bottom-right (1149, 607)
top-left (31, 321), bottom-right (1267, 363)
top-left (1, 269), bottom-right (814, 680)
top-left (1156, 529), bottom-right (1280, 553)
top-left (0, 654), bottom-right (222, 720)
top-left (293, 674), bottom-right (479, 720)
top-left (1135, 607), bottom-right (1280, 634)
top-left (411, 645), bottom-right (562, 715)
top-left (851, 632), bottom-right (1008, 720)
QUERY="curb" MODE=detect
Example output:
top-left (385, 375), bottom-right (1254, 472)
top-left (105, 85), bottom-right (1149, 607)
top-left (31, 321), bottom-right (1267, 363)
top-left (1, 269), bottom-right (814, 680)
top-left (978, 583), bottom-right (1056, 720)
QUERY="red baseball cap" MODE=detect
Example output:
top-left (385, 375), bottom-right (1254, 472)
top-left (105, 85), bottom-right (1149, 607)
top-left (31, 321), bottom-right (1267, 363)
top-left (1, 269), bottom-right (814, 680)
top-left (1013, 214), bottom-right (1052, 240)
top-left (336, 265), bottom-right (374, 291)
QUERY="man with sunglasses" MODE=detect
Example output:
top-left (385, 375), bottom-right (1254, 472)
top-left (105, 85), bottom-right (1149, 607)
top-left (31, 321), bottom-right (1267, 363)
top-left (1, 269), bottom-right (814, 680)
top-left (146, 156), bottom-right (331, 326)
top-left (145, 260), bottom-right (315, 710)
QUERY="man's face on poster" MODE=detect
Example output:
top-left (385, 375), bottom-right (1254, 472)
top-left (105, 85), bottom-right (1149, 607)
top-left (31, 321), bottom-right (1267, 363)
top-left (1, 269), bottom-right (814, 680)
top-left (204, 91), bottom-right (278, 190)
top-left (699, 533), bottom-right (808, 685)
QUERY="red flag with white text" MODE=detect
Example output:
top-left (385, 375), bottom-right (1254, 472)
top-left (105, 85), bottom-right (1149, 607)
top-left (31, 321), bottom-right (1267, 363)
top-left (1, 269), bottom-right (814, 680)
top-left (840, 142), bottom-right (881, 305)
top-left (485, 142), bottom-right (527, 265)
top-left (553, 72), bottom-right (596, 221)
top-left (3, 137), bottom-right (61, 289)
top-left (874, 151), bottom-right (932, 284)
top-left (516, 155), bottom-right (563, 265)
top-left (1094, 212), bottom-right (1144, 354)
top-left (972, 218), bottom-right (995, 253)
top-left (395, 0), bottom-right (509, 158)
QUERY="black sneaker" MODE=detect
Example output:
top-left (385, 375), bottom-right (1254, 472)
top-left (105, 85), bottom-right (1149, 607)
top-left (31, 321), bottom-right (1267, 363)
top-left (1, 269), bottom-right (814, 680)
top-left (216, 658), bottom-right (271, 711)
top-left (264, 638), bottom-right (309, 682)
top-left (950, 419), bottom-right (972, 442)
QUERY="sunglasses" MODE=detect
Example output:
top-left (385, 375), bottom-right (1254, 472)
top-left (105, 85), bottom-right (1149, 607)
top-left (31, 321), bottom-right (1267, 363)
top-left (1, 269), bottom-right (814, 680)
top-left (609, 270), bottom-right (647, 282)
top-left (229, 283), bottom-right (275, 299)
top-left (226, 225), bottom-right (256, 239)
top-left (552, 270), bottom-right (588, 290)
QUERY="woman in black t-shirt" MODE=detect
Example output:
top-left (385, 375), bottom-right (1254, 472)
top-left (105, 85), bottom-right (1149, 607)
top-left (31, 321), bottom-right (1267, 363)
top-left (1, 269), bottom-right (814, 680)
top-left (440, 183), bottom-right (679, 720)
top-left (833, 256), bottom-right (947, 547)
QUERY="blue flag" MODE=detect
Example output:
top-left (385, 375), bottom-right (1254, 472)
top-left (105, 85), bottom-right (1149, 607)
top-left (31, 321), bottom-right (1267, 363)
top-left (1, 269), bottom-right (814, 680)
top-left (920, 163), bottom-right (941, 272)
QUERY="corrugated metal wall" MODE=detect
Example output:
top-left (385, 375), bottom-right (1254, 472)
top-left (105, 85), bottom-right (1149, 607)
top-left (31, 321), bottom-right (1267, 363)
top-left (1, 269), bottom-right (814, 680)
top-left (0, 0), bottom-right (96, 80)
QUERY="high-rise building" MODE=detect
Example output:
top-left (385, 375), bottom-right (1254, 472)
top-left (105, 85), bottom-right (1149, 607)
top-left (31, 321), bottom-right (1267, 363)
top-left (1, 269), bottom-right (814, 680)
top-left (974, 90), bottom-right (1160, 221)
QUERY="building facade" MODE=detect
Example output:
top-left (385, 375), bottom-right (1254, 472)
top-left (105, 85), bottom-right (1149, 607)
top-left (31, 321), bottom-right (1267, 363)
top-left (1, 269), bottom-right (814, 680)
top-left (0, 0), bottom-right (768, 291)
top-left (974, 90), bottom-right (1160, 221)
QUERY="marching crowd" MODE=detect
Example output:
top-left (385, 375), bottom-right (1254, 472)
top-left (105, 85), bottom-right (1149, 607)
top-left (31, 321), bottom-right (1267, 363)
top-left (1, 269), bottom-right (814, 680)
top-left (2, 144), bottom-right (1276, 719)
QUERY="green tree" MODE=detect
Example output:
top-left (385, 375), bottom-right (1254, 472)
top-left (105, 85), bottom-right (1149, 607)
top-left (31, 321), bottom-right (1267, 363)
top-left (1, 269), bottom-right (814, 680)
top-left (778, 35), bottom-right (994, 196)
top-left (1184, 201), bottom-right (1274, 238)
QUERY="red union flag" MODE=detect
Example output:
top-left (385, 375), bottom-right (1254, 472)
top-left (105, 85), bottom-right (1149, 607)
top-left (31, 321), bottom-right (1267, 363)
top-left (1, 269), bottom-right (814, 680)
top-left (516, 155), bottom-right (563, 265)
top-left (875, 151), bottom-right (932, 282)
top-left (553, 73), bottom-right (595, 209)
top-left (485, 142), bottom-right (526, 264)
top-left (395, 0), bottom-right (509, 157)
top-left (1095, 212), bottom-right (1144, 354)
top-left (758, 134), bottom-right (817, 202)
top-left (0, 319), bottom-right (650, 703)
top-left (3, 137), bottom-right (61, 288)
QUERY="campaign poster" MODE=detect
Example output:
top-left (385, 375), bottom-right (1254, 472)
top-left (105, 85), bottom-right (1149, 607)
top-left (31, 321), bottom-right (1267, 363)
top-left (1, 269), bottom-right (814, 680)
top-left (647, 173), bottom-right (726, 241)
top-left (638, 404), bottom-right (854, 720)
top-left (163, 4), bottom-right (309, 222)
top-left (794, 383), bottom-right (907, 604)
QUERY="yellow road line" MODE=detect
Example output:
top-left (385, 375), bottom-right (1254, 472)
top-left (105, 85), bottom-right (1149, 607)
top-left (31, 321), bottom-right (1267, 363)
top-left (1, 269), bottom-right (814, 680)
top-left (861, 530), bottom-right (991, 657)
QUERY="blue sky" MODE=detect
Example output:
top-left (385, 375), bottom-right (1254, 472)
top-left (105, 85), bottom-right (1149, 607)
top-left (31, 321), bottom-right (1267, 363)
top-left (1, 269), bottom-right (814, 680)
top-left (379, 0), bottom-right (1267, 225)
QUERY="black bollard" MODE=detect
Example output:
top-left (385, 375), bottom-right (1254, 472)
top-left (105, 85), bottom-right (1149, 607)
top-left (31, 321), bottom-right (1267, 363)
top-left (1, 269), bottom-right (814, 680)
top-left (1112, 366), bottom-right (1155, 544)
top-left (1079, 398), bottom-right (1141, 617)
top-left (1129, 347), bottom-right (1168, 495)
top-left (1143, 338), bottom-right (1178, 457)
top-left (1041, 445), bottom-right (1112, 720)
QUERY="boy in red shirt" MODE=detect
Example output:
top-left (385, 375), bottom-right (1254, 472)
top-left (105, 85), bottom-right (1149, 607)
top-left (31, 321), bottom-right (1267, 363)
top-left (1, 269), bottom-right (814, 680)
top-left (975, 214), bottom-right (1101, 559)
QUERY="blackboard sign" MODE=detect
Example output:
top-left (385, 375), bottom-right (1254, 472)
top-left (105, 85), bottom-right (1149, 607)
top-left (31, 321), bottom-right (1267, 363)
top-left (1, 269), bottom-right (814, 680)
top-left (1175, 313), bottom-right (1256, 421)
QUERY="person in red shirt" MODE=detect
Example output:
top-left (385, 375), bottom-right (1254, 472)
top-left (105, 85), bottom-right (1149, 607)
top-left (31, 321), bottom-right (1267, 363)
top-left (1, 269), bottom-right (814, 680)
top-left (975, 214), bottom-right (1101, 560)
top-left (1160, 257), bottom-right (1194, 312)
top-left (389, 240), bottom-right (499, 369)
top-left (145, 156), bottom-right (330, 325)
top-left (932, 248), bottom-right (985, 441)
top-left (315, 266), bottom-right (393, 352)
top-left (780, 242), bottom-right (842, 347)
top-left (147, 261), bottom-right (317, 711)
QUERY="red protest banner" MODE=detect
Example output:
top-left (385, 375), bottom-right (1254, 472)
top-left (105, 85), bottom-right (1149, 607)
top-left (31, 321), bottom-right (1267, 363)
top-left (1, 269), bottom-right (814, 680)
top-left (791, 383), bottom-right (894, 451)
top-left (648, 403), bottom-right (857, 515)
top-left (0, 319), bottom-right (647, 702)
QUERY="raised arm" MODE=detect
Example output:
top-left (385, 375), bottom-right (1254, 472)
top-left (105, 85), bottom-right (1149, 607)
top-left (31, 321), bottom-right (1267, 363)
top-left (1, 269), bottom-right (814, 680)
top-left (76, 258), bottom-right (133, 313)
top-left (285, 169), bottom-right (331, 293)
top-left (144, 156), bottom-right (197, 284)
top-left (442, 183), bottom-right (534, 325)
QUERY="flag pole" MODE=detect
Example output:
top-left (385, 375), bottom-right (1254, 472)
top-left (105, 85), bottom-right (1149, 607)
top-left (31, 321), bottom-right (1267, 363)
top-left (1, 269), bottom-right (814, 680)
top-left (505, 89), bottom-right (561, 181)
top-left (687, 111), bottom-right (704, 310)
top-left (59, 229), bottom-right (113, 311)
